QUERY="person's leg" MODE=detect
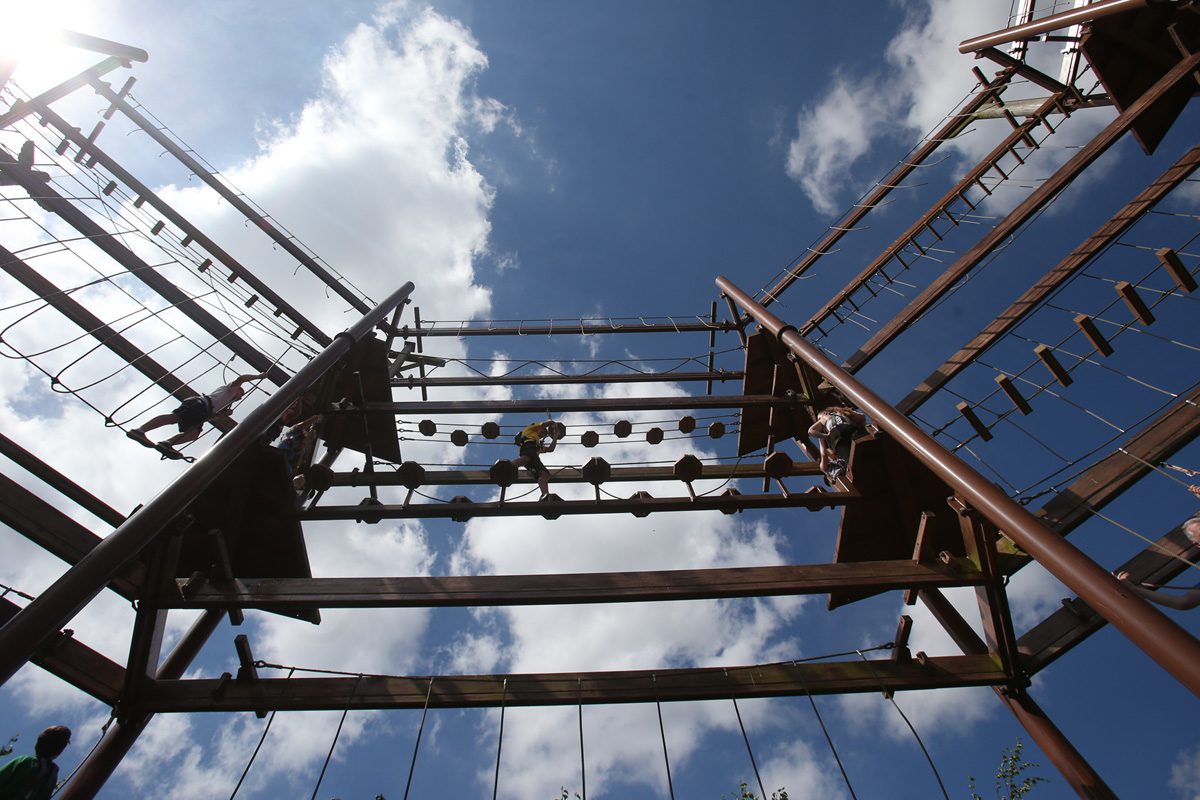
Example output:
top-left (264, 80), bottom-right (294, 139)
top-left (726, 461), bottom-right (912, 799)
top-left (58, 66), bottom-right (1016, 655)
top-left (537, 468), bottom-right (550, 498)
top-left (132, 413), bottom-right (179, 435)
top-left (163, 426), bottom-right (201, 447)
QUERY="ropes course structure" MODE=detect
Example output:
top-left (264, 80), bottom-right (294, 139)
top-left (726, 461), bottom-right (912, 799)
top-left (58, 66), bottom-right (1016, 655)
top-left (1, 7), bottom-right (1199, 800)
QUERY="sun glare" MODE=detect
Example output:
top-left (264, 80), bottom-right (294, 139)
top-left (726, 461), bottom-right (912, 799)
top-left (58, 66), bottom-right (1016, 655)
top-left (0, 1), bottom-right (104, 93)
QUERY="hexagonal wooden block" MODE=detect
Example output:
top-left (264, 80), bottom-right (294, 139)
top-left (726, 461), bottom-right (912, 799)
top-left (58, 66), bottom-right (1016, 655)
top-left (708, 421), bottom-right (726, 439)
top-left (673, 454), bottom-right (703, 483)
top-left (613, 420), bottom-right (632, 438)
top-left (355, 497), bottom-right (383, 524)
top-left (580, 430), bottom-right (599, 448)
top-left (645, 427), bottom-right (664, 445)
top-left (450, 429), bottom-right (469, 447)
top-left (678, 415), bottom-right (696, 434)
top-left (581, 457), bottom-right (611, 485)
top-left (304, 463), bottom-right (334, 492)
top-left (764, 451), bottom-right (793, 479)
top-left (418, 419), bottom-right (437, 437)
top-left (539, 493), bottom-right (563, 520)
top-left (481, 421), bottom-right (500, 439)
top-left (397, 460), bottom-right (425, 489)
top-left (552, 421), bottom-right (567, 439)
top-left (629, 490), bottom-right (653, 517)
top-left (719, 487), bottom-right (742, 514)
top-left (449, 495), bottom-right (472, 523)
top-left (489, 459), bottom-right (518, 487)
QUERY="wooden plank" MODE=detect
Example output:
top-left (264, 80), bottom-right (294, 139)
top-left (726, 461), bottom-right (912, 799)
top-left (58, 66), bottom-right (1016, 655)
top-left (136, 654), bottom-right (1008, 711)
top-left (351, 394), bottom-right (805, 416)
top-left (172, 561), bottom-right (986, 609)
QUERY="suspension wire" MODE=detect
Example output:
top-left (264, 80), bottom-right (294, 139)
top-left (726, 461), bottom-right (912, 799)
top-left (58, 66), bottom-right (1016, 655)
top-left (401, 678), bottom-right (434, 800)
top-left (230, 667), bottom-right (295, 799)
top-left (652, 675), bottom-right (676, 800)
top-left (492, 678), bottom-right (507, 800)
top-left (310, 672), bottom-right (363, 800)
top-left (1085, 506), bottom-right (1200, 578)
top-left (51, 710), bottom-right (117, 798)
top-left (577, 679), bottom-right (587, 800)
top-left (854, 650), bottom-right (950, 800)
top-left (729, 690), bottom-right (768, 800)
top-left (1117, 448), bottom-right (1200, 491)
top-left (793, 666), bottom-right (858, 800)
top-left (0, 581), bottom-right (36, 602)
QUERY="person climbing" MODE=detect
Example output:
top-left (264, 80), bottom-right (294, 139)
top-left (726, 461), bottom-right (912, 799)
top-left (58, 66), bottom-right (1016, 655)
top-left (1116, 512), bottom-right (1200, 610)
top-left (511, 419), bottom-right (561, 499)
top-left (807, 405), bottom-right (868, 484)
top-left (126, 372), bottom-right (268, 458)
top-left (0, 725), bottom-right (70, 800)
top-left (273, 415), bottom-right (321, 490)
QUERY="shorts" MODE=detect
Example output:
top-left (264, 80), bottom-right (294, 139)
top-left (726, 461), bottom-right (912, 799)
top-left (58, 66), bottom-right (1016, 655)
top-left (827, 423), bottom-right (864, 463)
top-left (173, 396), bottom-right (212, 431)
top-left (519, 441), bottom-right (546, 478)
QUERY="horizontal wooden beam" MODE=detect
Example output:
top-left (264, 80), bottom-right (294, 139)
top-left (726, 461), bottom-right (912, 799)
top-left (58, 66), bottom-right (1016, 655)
top-left (346, 394), bottom-right (804, 416)
top-left (173, 561), bottom-right (986, 610)
top-left (330, 461), bottom-right (823, 488)
top-left (393, 371), bottom-right (743, 388)
top-left (300, 489), bottom-right (854, 522)
top-left (135, 654), bottom-right (1008, 711)
top-left (409, 320), bottom-right (736, 337)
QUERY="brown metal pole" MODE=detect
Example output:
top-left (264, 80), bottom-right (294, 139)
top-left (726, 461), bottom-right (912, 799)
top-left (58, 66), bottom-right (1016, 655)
top-left (959, 0), bottom-right (1150, 53)
top-left (0, 282), bottom-right (414, 687)
top-left (718, 275), bottom-right (1200, 697)
top-left (56, 610), bottom-right (224, 800)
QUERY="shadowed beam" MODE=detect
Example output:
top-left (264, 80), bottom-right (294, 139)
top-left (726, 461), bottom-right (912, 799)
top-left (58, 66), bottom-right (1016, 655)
top-left (136, 654), bottom-right (1008, 712)
top-left (172, 561), bottom-right (986, 609)
top-left (0, 598), bottom-right (124, 705)
top-left (329, 462), bottom-right (823, 487)
top-left (300, 489), bottom-right (856, 521)
top-left (344, 394), bottom-right (806, 415)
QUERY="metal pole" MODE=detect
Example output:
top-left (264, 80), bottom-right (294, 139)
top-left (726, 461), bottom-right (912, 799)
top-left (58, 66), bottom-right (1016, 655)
top-left (959, 0), bottom-right (1149, 53)
top-left (998, 689), bottom-right (1117, 799)
top-left (0, 282), bottom-right (414, 687)
top-left (718, 275), bottom-right (1200, 697)
top-left (56, 610), bottom-right (224, 800)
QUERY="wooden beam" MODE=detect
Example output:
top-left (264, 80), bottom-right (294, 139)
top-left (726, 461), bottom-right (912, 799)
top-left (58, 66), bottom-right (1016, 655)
top-left (347, 394), bottom-right (806, 416)
top-left (300, 489), bottom-right (857, 522)
top-left (135, 654), bottom-right (1008, 712)
top-left (0, 598), bottom-right (124, 705)
top-left (172, 561), bottom-right (986, 610)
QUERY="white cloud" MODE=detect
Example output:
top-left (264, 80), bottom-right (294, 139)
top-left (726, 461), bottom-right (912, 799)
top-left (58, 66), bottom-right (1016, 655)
top-left (1171, 742), bottom-right (1200, 800)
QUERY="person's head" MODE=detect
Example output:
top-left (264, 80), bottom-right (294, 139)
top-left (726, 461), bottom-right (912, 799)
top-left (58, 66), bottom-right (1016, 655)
top-left (35, 726), bottom-right (70, 759)
top-left (1184, 514), bottom-right (1200, 547)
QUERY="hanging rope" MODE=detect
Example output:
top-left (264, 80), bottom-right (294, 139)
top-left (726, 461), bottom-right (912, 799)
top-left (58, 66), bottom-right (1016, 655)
top-left (230, 668), bottom-right (295, 799)
top-left (401, 678), bottom-right (435, 800)
top-left (793, 666), bottom-right (858, 800)
top-left (51, 711), bottom-right (117, 798)
top-left (855, 650), bottom-right (949, 800)
top-left (729, 689), bottom-right (767, 800)
top-left (309, 673), bottom-right (363, 800)
top-left (652, 675), bottom-right (676, 800)
top-left (492, 678), bottom-right (507, 800)
top-left (577, 679), bottom-right (587, 800)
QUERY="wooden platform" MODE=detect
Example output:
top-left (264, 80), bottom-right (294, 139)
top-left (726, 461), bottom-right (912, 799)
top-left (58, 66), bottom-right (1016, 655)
top-left (1082, 4), bottom-right (1200, 155)
top-left (319, 334), bottom-right (403, 463)
top-left (829, 431), bottom-right (966, 609)
top-left (737, 330), bottom-right (819, 456)
top-left (175, 444), bottom-right (320, 623)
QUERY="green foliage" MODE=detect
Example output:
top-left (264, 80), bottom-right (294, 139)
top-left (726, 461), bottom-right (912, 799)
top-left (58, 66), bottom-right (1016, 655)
top-left (968, 739), bottom-right (1049, 800)
top-left (554, 789), bottom-right (581, 800)
top-left (723, 782), bottom-right (789, 800)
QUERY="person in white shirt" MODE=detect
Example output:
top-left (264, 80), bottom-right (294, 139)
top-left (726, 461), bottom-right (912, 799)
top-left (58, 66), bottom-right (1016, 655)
top-left (807, 405), bottom-right (868, 484)
top-left (127, 372), bottom-right (267, 454)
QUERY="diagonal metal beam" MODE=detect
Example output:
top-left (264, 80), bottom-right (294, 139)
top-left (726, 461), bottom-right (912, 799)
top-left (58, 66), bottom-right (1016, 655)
top-left (843, 52), bottom-right (1200, 373)
top-left (899, 142), bottom-right (1200, 415)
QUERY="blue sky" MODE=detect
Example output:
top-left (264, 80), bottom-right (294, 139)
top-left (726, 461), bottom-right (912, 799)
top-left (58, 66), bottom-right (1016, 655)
top-left (2, 1), bottom-right (1199, 798)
